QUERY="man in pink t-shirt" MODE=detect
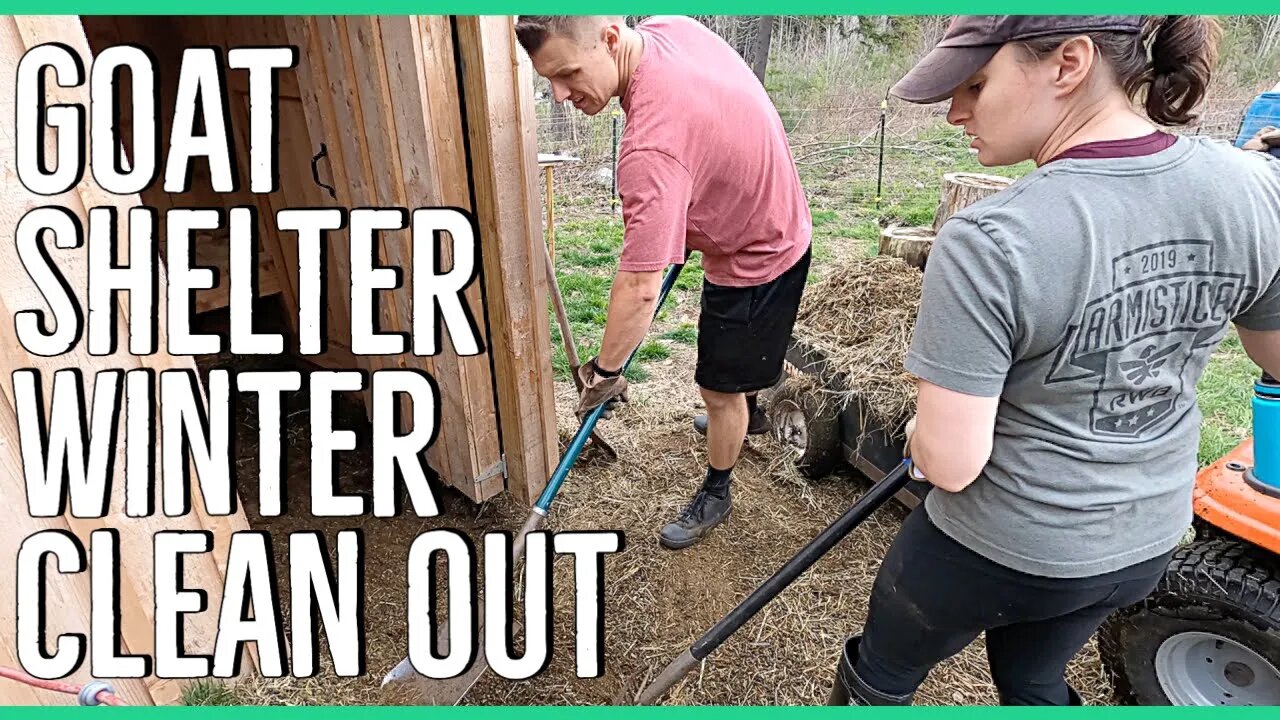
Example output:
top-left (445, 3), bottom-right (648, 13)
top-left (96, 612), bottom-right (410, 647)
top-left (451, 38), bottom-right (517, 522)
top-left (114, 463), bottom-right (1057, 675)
top-left (517, 15), bottom-right (813, 549)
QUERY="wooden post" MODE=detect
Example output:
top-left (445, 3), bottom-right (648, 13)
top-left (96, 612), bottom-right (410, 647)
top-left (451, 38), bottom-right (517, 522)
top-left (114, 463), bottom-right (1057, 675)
top-left (545, 165), bottom-right (556, 264)
top-left (0, 15), bottom-right (254, 704)
top-left (455, 15), bottom-right (558, 506)
top-left (878, 225), bottom-right (936, 269)
top-left (932, 172), bottom-right (1013, 233)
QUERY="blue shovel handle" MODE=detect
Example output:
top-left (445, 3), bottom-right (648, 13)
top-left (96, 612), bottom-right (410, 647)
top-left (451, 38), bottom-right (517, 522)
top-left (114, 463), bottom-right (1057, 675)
top-left (534, 260), bottom-right (688, 513)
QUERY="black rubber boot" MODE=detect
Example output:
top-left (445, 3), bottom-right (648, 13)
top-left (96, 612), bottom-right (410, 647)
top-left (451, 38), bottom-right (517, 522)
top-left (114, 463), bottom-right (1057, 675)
top-left (827, 636), bottom-right (915, 706)
top-left (693, 407), bottom-right (772, 437)
top-left (658, 474), bottom-right (733, 550)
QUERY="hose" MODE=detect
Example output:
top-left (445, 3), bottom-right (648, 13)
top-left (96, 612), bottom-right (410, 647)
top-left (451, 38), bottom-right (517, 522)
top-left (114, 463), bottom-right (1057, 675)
top-left (0, 665), bottom-right (126, 705)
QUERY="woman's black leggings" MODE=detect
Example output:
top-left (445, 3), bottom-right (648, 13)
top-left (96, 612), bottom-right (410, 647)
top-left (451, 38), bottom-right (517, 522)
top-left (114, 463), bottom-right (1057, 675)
top-left (853, 503), bottom-right (1171, 705)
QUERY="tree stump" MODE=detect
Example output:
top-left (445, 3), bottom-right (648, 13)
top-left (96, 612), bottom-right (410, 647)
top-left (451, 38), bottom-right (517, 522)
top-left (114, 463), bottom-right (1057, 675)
top-left (879, 225), bottom-right (936, 269)
top-left (932, 172), bottom-right (1013, 233)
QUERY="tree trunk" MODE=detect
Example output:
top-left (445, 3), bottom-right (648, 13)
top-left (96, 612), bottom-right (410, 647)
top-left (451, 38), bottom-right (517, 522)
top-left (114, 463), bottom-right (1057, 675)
top-left (750, 16), bottom-right (775, 84)
top-left (933, 172), bottom-right (1013, 233)
top-left (879, 225), bottom-right (936, 269)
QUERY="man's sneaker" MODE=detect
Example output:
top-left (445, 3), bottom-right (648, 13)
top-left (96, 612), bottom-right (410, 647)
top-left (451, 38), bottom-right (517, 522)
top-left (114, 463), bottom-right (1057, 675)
top-left (693, 407), bottom-right (772, 437)
top-left (658, 488), bottom-right (733, 549)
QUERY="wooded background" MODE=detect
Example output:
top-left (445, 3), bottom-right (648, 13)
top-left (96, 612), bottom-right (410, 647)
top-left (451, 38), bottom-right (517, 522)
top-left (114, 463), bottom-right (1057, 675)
top-left (535, 15), bottom-right (1280, 216)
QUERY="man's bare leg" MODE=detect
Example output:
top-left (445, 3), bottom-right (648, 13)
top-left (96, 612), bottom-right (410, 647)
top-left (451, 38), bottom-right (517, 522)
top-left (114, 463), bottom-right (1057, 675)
top-left (703, 388), bottom-right (748, 469)
top-left (692, 390), bottom-right (772, 436)
top-left (660, 387), bottom-right (746, 549)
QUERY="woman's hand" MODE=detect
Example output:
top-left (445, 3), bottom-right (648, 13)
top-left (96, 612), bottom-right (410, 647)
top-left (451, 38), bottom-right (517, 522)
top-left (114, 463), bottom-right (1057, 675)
top-left (1244, 126), bottom-right (1279, 152)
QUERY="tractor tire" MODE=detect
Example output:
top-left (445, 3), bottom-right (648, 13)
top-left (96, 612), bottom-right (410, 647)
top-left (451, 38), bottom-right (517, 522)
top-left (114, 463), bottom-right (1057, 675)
top-left (763, 380), bottom-right (841, 479)
top-left (1098, 538), bottom-right (1280, 706)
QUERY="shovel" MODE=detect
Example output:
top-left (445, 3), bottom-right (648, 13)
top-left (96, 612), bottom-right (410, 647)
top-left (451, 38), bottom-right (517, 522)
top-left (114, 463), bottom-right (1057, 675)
top-left (634, 459), bottom-right (914, 705)
top-left (381, 258), bottom-right (688, 704)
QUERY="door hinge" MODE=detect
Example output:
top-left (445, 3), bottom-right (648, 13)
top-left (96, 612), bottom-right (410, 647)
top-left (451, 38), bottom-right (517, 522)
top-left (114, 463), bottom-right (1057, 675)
top-left (476, 454), bottom-right (507, 484)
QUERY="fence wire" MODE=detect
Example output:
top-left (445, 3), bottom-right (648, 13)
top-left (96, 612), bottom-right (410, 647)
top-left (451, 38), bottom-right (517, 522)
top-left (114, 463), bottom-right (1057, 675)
top-left (532, 88), bottom-right (1260, 227)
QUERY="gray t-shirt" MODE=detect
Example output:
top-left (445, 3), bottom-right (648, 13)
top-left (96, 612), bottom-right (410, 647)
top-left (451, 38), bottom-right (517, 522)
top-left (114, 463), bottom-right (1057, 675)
top-left (910, 135), bottom-right (1280, 579)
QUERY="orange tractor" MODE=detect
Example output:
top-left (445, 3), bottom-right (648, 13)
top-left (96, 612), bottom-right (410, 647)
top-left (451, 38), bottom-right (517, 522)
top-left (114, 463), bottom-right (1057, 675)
top-left (1097, 373), bottom-right (1280, 706)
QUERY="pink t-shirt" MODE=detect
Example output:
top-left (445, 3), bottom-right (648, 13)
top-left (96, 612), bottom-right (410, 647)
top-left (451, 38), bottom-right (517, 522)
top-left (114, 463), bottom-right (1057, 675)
top-left (616, 16), bottom-right (812, 288)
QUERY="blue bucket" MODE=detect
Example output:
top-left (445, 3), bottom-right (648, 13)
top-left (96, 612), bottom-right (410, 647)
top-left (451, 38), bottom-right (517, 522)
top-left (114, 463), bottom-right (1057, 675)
top-left (1233, 91), bottom-right (1280, 149)
top-left (1250, 373), bottom-right (1280, 495)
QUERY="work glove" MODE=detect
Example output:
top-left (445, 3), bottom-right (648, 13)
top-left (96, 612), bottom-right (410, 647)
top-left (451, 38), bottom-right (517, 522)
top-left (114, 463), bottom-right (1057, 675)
top-left (903, 414), bottom-right (917, 459)
top-left (575, 357), bottom-right (629, 422)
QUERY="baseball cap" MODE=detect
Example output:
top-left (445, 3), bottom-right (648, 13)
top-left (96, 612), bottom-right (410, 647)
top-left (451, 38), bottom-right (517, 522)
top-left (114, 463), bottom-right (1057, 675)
top-left (890, 15), bottom-right (1146, 104)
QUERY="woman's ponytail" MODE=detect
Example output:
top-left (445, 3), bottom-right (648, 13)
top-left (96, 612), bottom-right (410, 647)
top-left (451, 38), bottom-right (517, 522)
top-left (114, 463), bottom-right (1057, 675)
top-left (1017, 16), bottom-right (1221, 127)
top-left (1133, 16), bottom-right (1222, 126)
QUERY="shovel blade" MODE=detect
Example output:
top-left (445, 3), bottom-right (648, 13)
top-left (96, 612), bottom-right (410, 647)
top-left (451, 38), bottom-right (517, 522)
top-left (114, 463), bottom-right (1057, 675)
top-left (381, 512), bottom-right (544, 705)
top-left (381, 617), bottom-right (491, 705)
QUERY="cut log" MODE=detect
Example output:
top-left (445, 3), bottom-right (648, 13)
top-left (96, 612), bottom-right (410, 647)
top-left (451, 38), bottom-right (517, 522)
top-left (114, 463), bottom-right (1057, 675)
top-left (879, 225), bottom-right (936, 269)
top-left (932, 172), bottom-right (1013, 233)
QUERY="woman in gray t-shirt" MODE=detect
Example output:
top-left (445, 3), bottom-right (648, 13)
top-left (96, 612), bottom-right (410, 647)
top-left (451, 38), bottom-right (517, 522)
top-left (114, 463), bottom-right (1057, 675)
top-left (828, 15), bottom-right (1280, 707)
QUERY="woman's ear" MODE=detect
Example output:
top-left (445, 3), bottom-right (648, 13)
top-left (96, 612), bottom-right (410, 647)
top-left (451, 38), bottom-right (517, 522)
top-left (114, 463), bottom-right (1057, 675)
top-left (1052, 35), bottom-right (1096, 97)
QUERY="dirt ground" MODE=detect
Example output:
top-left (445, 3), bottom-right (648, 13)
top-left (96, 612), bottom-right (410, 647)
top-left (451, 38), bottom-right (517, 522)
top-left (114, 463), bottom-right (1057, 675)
top-left (201, 289), bottom-right (1119, 707)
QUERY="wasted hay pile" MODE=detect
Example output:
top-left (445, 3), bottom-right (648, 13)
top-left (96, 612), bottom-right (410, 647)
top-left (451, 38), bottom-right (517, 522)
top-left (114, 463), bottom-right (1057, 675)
top-left (792, 254), bottom-right (923, 434)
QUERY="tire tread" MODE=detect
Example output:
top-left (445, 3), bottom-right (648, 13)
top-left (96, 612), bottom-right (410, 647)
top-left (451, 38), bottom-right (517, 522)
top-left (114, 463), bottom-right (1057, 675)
top-left (1098, 538), bottom-right (1280, 705)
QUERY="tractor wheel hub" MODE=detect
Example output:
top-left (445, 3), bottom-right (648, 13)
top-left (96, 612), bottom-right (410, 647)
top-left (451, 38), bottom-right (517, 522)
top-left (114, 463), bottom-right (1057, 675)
top-left (1155, 630), bottom-right (1280, 705)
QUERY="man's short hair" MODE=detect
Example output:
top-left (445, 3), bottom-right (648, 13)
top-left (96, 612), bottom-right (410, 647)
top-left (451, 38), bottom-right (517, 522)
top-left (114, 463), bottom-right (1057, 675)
top-left (515, 15), bottom-right (624, 55)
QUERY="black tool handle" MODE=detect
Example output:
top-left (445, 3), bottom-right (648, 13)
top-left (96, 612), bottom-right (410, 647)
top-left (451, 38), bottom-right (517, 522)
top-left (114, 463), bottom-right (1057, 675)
top-left (636, 461), bottom-right (915, 705)
top-left (691, 461), bottom-right (914, 659)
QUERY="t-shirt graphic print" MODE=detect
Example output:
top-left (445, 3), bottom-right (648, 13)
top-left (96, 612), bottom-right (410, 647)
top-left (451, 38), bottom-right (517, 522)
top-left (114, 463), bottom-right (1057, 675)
top-left (1046, 239), bottom-right (1252, 441)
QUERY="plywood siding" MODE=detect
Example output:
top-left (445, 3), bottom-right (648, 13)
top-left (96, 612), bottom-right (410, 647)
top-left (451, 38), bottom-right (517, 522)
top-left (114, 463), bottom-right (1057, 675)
top-left (0, 15), bottom-right (254, 705)
top-left (282, 16), bottom-right (506, 501)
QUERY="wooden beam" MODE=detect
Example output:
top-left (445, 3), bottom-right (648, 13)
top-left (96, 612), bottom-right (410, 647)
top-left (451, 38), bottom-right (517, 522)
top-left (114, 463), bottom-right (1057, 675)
top-left (454, 16), bottom-right (558, 506)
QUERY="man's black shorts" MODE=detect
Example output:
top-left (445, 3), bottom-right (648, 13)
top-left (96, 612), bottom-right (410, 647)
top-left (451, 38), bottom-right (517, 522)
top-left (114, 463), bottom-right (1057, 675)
top-left (695, 246), bottom-right (812, 394)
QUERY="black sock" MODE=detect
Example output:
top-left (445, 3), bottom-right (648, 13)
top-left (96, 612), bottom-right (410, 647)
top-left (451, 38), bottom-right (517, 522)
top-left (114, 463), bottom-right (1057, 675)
top-left (746, 393), bottom-right (759, 415)
top-left (704, 465), bottom-right (733, 497)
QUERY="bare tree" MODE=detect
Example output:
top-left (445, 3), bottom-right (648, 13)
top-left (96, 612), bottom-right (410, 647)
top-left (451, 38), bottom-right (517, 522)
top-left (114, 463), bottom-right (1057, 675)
top-left (750, 16), bottom-right (775, 83)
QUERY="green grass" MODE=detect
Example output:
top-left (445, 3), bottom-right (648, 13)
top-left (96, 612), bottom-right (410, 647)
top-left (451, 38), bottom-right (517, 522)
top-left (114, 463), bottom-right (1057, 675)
top-left (1195, 329), bottom-right (1261, 467)
top-left (659, 323), bottom-right (698, 345)
top-left (811, 209), bottom-right (839, 227)
top-left (674, 254), bottom-right (704, 291)
top-left (181, 680), bottom-right (238, 706)
top-left (636, 340), bottom-right (671, 361)
top-left (546, 217), bottom-right (697, 382)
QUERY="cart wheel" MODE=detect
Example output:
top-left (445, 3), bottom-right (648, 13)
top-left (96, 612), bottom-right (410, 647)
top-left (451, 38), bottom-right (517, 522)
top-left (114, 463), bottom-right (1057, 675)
top-left (763, 380), bottom-right (840, 478)
top-left (1098, 539), bottom-right (1280, 706)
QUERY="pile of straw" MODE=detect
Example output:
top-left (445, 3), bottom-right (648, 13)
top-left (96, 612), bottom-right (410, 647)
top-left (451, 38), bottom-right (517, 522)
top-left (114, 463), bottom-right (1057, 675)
top-left (792, 255), bottom-right (923, 432)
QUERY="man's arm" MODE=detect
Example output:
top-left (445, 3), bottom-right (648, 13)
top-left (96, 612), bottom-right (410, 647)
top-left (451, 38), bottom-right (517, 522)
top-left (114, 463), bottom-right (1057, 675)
top-left (1237, 326), bottom-right (1280, 379)
top-left (911, 381), bottom-right (1000, 492)
top-left (580, 149), bottom-right (690, 382)
top-left (594, 269), bottom-right (666, 372)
